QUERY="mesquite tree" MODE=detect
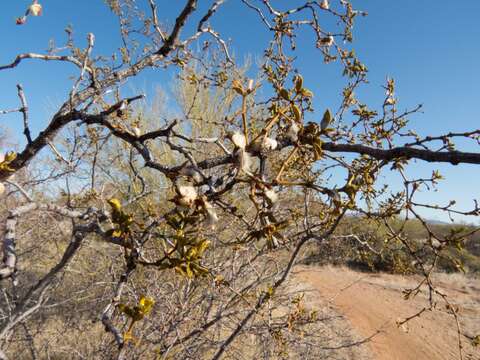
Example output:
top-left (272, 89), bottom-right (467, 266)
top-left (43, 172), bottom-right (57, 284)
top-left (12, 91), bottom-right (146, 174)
top-left (0, 1), bottom-right (479, 359)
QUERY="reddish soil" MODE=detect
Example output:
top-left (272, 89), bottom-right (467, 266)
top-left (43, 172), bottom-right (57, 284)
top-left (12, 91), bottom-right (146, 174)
top-left (294, 266), bottom-right (480, 360)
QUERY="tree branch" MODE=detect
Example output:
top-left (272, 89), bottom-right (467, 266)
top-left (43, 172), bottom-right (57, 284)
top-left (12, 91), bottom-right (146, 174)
top-left (321, 142), bottom-right (480, 165)
top-left (0, 53), bottom-right (91, 73)
top-left (211, 211), bottom-right (346, 360)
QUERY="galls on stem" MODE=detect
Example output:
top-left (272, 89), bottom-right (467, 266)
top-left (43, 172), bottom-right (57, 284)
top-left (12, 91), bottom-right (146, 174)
top-left (263, 137), bottom-right (278, 151)
top-left (132, 127), bottom-right (141, 137)
top-left (16, 1), bottom-right (43, 25)
top-left (230, 132), bottom-right (247, 150)
top-left (29, 2), bottom-right (43, 16)
top-left (174, 185), bottom-right (198, 208)
top-left (264, 187), bottom-right (278, 205)
top-left (229, 132), bottom-right (254, 174)
top-left (287, 122), bottom-right (301, 143)
top-left (250, 136), bottom-right (278, 153)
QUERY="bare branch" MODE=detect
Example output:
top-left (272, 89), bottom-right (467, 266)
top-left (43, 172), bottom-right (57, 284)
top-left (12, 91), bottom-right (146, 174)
top-left (157, 0), bottom-right (198, 56)
top-left (16, 84), bottom-right (32, 144)
top-left (0, 53), bottom-right (92, 73)
top-left (70, 33), bottom-right (95, 102)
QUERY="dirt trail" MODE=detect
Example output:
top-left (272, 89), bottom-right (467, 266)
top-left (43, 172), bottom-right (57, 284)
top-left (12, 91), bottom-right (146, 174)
top-left (294, 266), bottom-right (480, 360)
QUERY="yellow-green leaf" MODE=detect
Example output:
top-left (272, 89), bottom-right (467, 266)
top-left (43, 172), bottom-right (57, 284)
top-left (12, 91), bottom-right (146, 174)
top-left (108, 198), bottom-right (122, 212)
top-left (138, 296), bottom-right (155, 316)
top-left (301, 88), bottom-right (313, 98)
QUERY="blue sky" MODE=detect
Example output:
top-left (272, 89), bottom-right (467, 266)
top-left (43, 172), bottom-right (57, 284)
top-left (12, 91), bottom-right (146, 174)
top-left (1, 1), bottom-right (480, 223)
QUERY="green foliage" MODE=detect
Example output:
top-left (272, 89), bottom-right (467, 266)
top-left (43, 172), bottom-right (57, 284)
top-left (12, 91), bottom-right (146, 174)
top-left (303, 216), bottom-right (480, 275)
top-left (118, 295), bottom-right (155, 344)
top-left (107, 198), bottom-right (134, 239)
top-left (118, 295), bottom-right (155, 322)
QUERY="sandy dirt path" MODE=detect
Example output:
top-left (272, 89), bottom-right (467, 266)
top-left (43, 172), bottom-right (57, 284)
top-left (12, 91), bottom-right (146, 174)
top-left (294, 266), bottom-right (480, 360)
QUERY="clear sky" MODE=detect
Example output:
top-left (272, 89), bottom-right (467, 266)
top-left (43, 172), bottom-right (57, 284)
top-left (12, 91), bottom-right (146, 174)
top-left (1, 1), bottom-right (480, 223)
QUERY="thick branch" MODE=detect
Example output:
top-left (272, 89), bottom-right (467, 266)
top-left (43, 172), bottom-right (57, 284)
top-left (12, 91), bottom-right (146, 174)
top-left (0, 2), bottom-right (199, 182)
top-left (157, 0), bottom-right (198, 56)
top-left (0, 203), bottom-right (92, 280)
top-left (178, 139), bottom-right (480, 174)
top-left (321, 142), bottom-right (480, 165)
top-left (0, 223), bottom-right (96, 340)
top-left (0, 96), bottom-right (145, 181)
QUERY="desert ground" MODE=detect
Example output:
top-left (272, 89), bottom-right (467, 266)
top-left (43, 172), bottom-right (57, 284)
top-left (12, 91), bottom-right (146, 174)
top-left (294, 266), bottom-right (480, 360)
